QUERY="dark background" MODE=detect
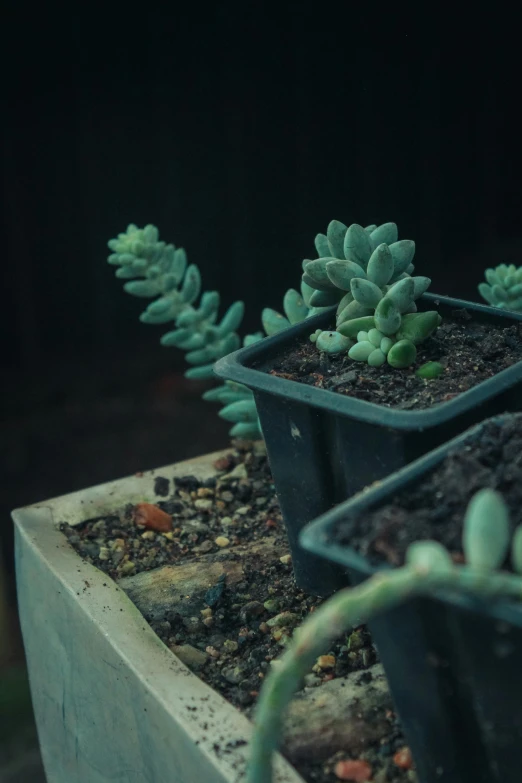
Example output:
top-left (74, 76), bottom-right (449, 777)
top-left (2, 6), bottom-right (521, 620)
top-left (1, 6), bottom-right (520, 778)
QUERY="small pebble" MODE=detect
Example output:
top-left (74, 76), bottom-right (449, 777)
top-left (316, 654), bottom-right (336, 670)
top-left (120, 561), bottom-right (135, 575)
top-left (223, 463), bottom-right (248, 481)
top-left (141, 530), bottom-right (156, 540)
top-left (133, 503), bottom-right (173, 532)
top-left (197, 487), bottom-right (214, 498)
top-left (170, 644), bottom-right (208, 671)
top-left (98, 546), bottom-right (109, 561)
top-left (215, 536), bottom-right (230, 548)
top-left (199, 540), bottom-right (214, 553)
top-left (223, 640), bottom-right (239, 653)
top-left (279, 554), bottom-right (292, 565)
top-left (194, 498), bottom-right (213, 511)
top-left (213, 455), bottom-right (234, 472)
top-left (266, 612), bottom-right (299, 628)
top-left (333, 759), bottom-right (372, 781)
top-left (393, 746), bottom-right (414, 769)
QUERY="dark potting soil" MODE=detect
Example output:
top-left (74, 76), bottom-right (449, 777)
top-left (263, 310), bottom-right (522, 409)
top-left (60, 441), bottom-right (415, 783)
top-left (333, 416), bottom-right (522, 569)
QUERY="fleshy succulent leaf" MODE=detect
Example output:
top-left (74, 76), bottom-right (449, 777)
top-left (336, 315), bottom-right (376, 338)
top-left (385, 277), bottom-right (415, 313)
top-left (374, 297), bottom-right (402, 335)
top-left (303, 259), bottom-right (338, 291)
top-left (396, 311), bottom-right (440, 345)
top-left (262, 308), bottom-right (291, 336)
top-left (284, 289), bottom-right (309, 324)
top-left (343, 224), bottom-right (372, 268)
top-left (463, 489), bottom-right (510, 571)
top-left (314, 233), bottom-right (330, 258)
top-left (326, 259), bottom-right (367, 291)
top-left (309, 288), bottom-right (341, 307)
top-left (326, 220), bottom-right (348, 258)
top-left (350, 278), bottom-right (384, 309)
top-left (315, 331), bottom-right (353, 354)
top-left (387, 339), bottom-right (417, 368)
top-left (366, 244), bottom-right (394, 287)
top-left (369, 222), bottom-right (398, 249)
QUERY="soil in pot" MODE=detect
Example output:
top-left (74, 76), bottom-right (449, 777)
top-left (59, 441), bottom-right (417, 783)
top-left (332, 416), bottom-right (522, 567)
top-left (262, 309), bottom-right (522, 410)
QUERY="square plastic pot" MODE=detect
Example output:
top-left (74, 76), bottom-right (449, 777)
top-left (215, 294), bottom-right (522, 596)
top-left (12, 450), bottom-right (302, 783)
top-left (300, 412), bottom-right (522, 783)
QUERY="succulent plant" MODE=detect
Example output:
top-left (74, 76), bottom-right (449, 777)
top-left (303, 221), bottom-right (441, 368)
top-left (107, 224), bottom-right (317, 439)
top-left (247, 488), bottom-right (522, 783)
top-left (479, 263), bottom-right (522, 313)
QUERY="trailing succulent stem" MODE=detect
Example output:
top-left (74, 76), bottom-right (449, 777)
top-left (107, 224), bottom-right (324, 439)
top-left (247, 489), bottom-right (522, 783)
top-left (479, 263), bottom-right (522, 313)
top-left (304, 221), bottom-right (441, 368)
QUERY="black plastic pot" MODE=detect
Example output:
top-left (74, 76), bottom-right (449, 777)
top-left (214, 294), bottom-right (522, 596)
top-left (300, 412), bottom-right (522, 783)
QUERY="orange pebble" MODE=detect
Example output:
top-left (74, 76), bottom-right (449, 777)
top-left (334, 759), bottom-right (372, 781)
top-left (393, 746), bottom-right (414, 769)
top-left (133, 502), bottom-right (173, 532)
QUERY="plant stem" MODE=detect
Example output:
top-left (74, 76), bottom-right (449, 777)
top-left (246, 564), bottom-right (522, 783)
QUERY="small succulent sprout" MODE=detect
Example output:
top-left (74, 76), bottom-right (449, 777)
top-left (479, 263), bottom-right (522, 313)
top-left (416, 361), bottom-right (444, 379)
top-left (463, 488), bottom-right (511, 570)
top-left (315, 331), bottom-right (353, 354)
top-left (309, 328), bottom-right (322, 343)
top-left (387, 339), bottom-right (417, 368)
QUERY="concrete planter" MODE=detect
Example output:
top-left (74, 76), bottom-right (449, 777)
top-left (12, 451), bottom-right (302, 783)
